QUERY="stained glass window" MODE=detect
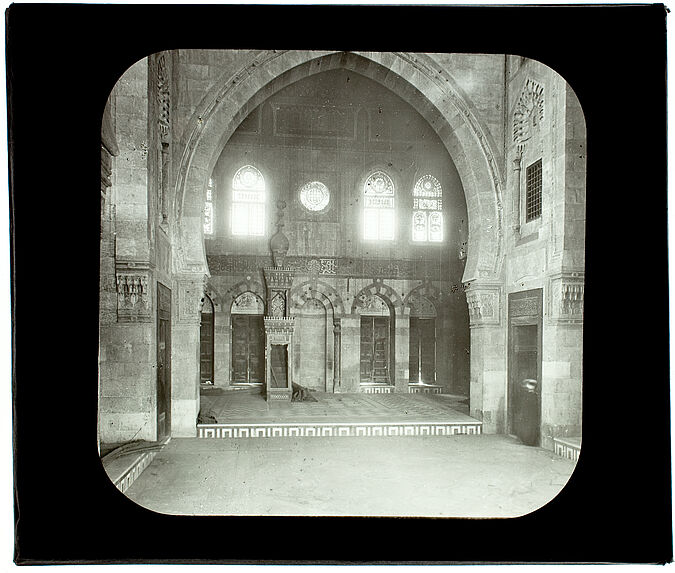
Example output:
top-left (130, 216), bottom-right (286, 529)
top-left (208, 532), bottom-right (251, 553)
top-left (203, 178), bottom-right (214, 235)
top-left (232, 165), bottom-right (266, 236)
top-left (300, 181), bottom-right (330, 212)
top-left (412, 174), bottom-right (443, 242)
top-left (363, 171), bottom-right (395, 241)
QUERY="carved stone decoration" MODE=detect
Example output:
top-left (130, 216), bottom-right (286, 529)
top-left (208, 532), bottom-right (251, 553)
top-left (549, 272), bottom-right (584, 324)
top-left (306, 259), bottom-right (320, 275)
top-left (175, 274), bottom-right (208, 324)
top-left (270, 200), bottom-right (290, 268)
top-left (358, 294), bottom-right (389, 315)
top-left (407, 293), bottom-right (437, 318)
top-left (116, 271), bottom-right (152, 323)
top-left (561, 283), bottom-right (584, 317)
top-left (464, 283), bottom-right (502, 327)
top-left (320, 258), bottom-right (337, 275)
top-left (231, 291), bottom-right (265, 315)
top-left (157, 54), bottom-right (170, 142)
top-left (270, 292), bottom-right (286, 317)
top-left (513, 78), bottom-right (544, 145)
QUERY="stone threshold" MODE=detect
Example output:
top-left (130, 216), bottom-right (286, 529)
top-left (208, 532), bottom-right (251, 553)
top-left (197, 420), bottom-right (482, 439)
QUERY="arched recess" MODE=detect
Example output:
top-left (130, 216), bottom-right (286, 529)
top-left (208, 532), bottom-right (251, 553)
top-left (351, 280), bottom-right (403, 315)
top-left (219, 280), bottom-right (266, 387)
top-left (172, 50), bottom-right (504, 284)
top-left (289, 281), bottom-right (343, 392)
top-left (403, 282), bottom-right (442, 315)
top-left (405, 289), bottom-right (439, 387)
top-left (290, 280), bottom-right (345, 317)
top-left (222, 279), bottom-right (266, 313)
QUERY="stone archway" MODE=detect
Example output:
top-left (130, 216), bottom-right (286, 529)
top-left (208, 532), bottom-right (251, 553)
top-left (290, 280), bottom-right (345, 317)
top-left (170, 49), bottom-right (508, 433)
top-left (351, 280), bottom-right (403, 316)
top-left (172, 50), bottom-right (504, 284)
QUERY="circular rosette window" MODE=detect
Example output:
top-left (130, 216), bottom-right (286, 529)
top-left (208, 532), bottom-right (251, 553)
top-left (299, 181), bottom-right (330, 212)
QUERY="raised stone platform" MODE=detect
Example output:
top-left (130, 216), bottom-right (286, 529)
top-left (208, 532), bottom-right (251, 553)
top-left (102, 438), bottom-right (170, 493)
top-left (553, 437), bottom-right (581, 461)
top-left (197, 391), bottom-right (480, 439)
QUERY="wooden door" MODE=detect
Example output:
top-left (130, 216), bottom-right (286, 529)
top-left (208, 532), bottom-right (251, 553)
top-left (360, 316), bottom-right (390, 383)
top-left (409, 317), bottom-right (436, 384)
top-left (508, 289), bottom-right (543, 446)
top-left (199, 311), bottom-right (214, 384)
top-left (231, 315), bottom-right (265, 384)
top-left (157, 283), bottom-right (171, 440)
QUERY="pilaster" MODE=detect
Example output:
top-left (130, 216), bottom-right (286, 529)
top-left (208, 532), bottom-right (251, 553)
top-left (465, 281), bottom-right (507, 433)
top-left (171, 272), bottom-right (207, 436)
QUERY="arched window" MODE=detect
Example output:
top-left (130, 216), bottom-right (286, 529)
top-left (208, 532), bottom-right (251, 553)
top-left (412, 174), bottom-right (443, 242)
top-left (363, 171), bottom-right (395, 241)
top-left (203, 177), bottom-right (214, 235)
top-left (231, 165), bottom-right (266, 236)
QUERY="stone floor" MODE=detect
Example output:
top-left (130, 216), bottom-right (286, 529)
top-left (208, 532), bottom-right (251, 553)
top-left (199, 388), bottom-right (471, 423)
top-left (123, 434), bottom-right (577, 518)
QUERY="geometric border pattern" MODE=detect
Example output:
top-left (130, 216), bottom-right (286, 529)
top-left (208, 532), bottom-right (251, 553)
top-left (553, 437), bottom-right (581, 462)
top-left (197, 421), bottom-right (482, 439)
top-left (408, 385), bottom-right (443, 395)
top-left (113, 450), bottom-right (159, 494)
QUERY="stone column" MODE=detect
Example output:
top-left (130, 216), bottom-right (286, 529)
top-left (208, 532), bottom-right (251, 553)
top-left (465, 281), bottom-right (507, 434)
top-left (340, 315), bottom-right (360, 392)
top-left (394, 312), bottom-right (410, 393)
top-left (171, 273), bottom-right (207, 437)
top-left (332, 318), bottom-right (341, 392)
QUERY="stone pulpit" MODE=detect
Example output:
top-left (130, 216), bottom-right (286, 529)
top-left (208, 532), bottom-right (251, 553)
top-left (263, 201), bottom-right (295, 403)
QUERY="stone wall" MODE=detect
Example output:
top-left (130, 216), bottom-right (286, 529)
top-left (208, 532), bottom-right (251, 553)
top-left (99, 50), bottom-right (583, 447)
top-left (206, 272), bottom-right (469, 395)
top-left (498, 56), bottom-right (585, 447)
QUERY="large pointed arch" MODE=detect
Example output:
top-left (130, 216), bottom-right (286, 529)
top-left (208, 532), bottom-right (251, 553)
top-left (172, 50), bottom-right (504, 283)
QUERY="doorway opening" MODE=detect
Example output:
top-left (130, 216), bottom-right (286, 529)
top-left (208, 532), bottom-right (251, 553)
top-left (409, 317), bottom-right (436, 385)
top-left (508, 289), bottom-right (543, 446)
top-left (230, 291), bottom-right (266, 386)
top-left (156, 282), bottom-right (171, 440)
top-left (200, 295), bottom-right (214, 385)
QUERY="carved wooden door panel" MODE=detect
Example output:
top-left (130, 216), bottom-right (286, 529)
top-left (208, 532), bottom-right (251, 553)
top-left (199, 311), bottom-right (214, 384)
top-left (156, 283), bottom-right (171, 440)
top-left (409, 317), bottom-right (420, 383)
top-left (410, 318), bottom-right (436, 384)
top-left (360, 316), bottom-right (390, 383)
top-left (248, 315), bottom-right (265, 383)
top-left (420, 318), bottom-right (436, 384)
top-left (231, 315), bottom-right (264, 384)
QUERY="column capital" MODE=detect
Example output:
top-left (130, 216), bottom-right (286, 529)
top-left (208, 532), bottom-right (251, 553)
top-left (463, 281), bottom-right (503, 327)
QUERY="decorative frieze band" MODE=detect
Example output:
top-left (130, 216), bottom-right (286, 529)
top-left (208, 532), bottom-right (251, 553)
top-left (207, 253), bottom-right (450, 281)
top-left (264, 317), bottom-right (295, 341)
